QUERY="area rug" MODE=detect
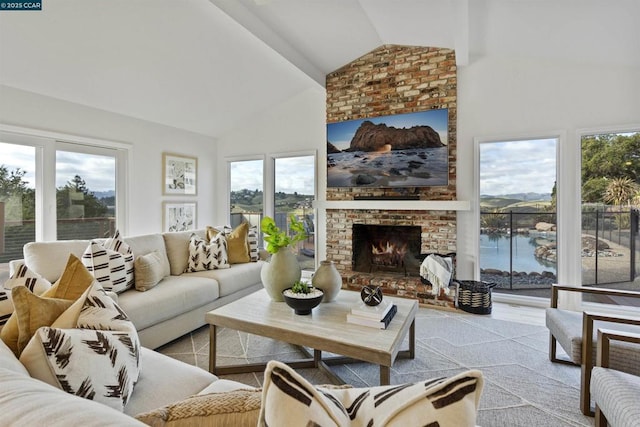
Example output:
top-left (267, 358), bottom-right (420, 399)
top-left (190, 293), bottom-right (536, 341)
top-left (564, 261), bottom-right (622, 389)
top-left (157, 307), bottom-right (594, 427)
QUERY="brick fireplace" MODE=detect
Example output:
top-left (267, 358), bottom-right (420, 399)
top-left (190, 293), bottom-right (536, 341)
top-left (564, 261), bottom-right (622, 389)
top-left (324, 45), bottom-right (458, 308)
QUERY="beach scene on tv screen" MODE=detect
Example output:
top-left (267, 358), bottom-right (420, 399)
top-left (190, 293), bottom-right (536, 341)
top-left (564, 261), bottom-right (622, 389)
top-left (326, 109), bottom-right (449, 188)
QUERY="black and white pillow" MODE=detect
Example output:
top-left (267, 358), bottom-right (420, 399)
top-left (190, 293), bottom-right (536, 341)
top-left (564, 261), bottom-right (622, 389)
top-left (247, 225), bottom-right (259, 262)
top-left (185, 233), bottom-right (229, 272)
top-left (23, 282), bottom-right (141, 412)
top-left (259, 360), bottom-right (484, 427)
top-left (82, 230), bottom-right (135, 293)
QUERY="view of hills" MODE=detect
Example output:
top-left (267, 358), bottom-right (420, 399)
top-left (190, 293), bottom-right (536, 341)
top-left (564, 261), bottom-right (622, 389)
top-left (480, 192), bottom-right (552, 211)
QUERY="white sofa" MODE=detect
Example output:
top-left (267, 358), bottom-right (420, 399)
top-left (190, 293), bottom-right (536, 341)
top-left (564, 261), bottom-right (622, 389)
top-left (10, 229), bottom-right (265, 349)
top-left (0, 331), bottom-right (255, 426)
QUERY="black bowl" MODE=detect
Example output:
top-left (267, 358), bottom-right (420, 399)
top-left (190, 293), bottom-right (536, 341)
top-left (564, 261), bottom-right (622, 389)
top-left (282, 288), bottom-right (324, 315)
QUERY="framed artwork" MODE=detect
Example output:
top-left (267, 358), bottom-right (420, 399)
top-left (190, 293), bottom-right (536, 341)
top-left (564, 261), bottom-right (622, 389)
top-left (163, 153), bottom-right (197, 195)
top-left (163, 202), bottom-right (197, 232)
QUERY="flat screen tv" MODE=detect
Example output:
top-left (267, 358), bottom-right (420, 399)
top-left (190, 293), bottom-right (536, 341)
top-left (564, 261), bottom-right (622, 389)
top-left (326, 109), bottom-right (449, 188)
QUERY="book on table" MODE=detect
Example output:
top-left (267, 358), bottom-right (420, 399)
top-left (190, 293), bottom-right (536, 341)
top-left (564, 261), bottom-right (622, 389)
top-left (350, 299), bottom-right (395, 320)
top-left (347, 304), bottom-right (398, 329)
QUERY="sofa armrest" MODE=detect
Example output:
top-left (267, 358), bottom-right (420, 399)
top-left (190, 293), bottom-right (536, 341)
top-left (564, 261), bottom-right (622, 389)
top-left (551, 284), bottom-right (640, 308)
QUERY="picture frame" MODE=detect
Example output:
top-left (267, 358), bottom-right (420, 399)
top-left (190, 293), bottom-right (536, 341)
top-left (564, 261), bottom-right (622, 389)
top-left (163, 152), bottom-right (197, 195)
top-left (163, 202), bottom-right (197, 232)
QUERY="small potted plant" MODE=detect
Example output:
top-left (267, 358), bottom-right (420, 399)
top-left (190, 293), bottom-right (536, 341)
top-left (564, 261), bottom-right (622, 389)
top-left (260, 214), bottom-right (308, 301)
top-left (282, 280), bottom-right (324, 315)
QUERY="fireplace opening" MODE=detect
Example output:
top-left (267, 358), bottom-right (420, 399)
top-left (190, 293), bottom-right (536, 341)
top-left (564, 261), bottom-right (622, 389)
top-left (352, 224), bottom-right (423, 276)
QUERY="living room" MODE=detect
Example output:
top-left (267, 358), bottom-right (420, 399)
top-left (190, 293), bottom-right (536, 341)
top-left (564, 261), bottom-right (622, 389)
top-left (1, 1), bottom-right (639, 426)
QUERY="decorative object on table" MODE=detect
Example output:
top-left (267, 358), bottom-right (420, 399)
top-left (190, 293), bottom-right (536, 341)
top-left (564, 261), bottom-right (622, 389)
top-left (260, 215), bottom-right (307, 302)
top-left (360, 285), bottom-right (383, 306)
top-left (347, 300), bottom-right (397, 329)
top-left (282, 281), bottom-right (324, 315)
top-left (456, 280), bottom-right (497, 314)
top-left (311, 260), bottom-right (342, 302)
top-left (162, 152), bottom-right (197, 195)
top-left (163, 201), bottom-right (197, 232)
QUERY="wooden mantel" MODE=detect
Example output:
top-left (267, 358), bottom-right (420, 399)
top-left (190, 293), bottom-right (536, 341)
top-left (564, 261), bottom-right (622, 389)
top-left (312, 200), bottom-right (470, 211)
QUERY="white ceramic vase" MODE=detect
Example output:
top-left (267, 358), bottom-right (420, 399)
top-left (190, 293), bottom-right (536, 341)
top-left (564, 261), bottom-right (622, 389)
top-left (261, 248), bottom-right (302, 302)
top-left (311, 260), bottom-right (342, 302)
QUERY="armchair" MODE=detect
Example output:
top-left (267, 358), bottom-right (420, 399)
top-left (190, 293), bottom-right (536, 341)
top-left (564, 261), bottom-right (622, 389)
top-left (545, 284), bottom-right (640, 415)
top-left (591, 328), bottom-right (640, 427)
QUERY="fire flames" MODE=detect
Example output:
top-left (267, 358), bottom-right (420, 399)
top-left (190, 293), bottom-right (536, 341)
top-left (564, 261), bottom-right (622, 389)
top-left (371, 241), bottom-right (407, 267)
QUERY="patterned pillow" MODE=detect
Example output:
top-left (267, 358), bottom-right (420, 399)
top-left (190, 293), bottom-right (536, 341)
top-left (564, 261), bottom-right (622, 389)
top-left (0, 288), bottom-right (11, 330)
top-left (82, 230), bottom-right (135, 293)
top-left (259, 360), bottom-right (483, 427)
top-left (185, 233), bottom-right (229, 272)
top-left (247, 225), bottom-right (259, 262)
top-left (4, 262), bottom-right (52, 296)
top-left (20, 281), bottom-right (141, 412)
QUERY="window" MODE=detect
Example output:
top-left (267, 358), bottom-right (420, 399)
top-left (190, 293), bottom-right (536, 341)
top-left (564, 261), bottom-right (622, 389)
top-left (478, 138), bottom-right (558, 298)
top-left (229, 158), bottom-right (264, 234)
top-left (0, 142), bottom-right (36, 264)
top-left (0, 126), bottom-right (129, 262)
top-left (581, 130), bottom-right (640, 295)
top-left (274, 155), bottom-right (315, 271)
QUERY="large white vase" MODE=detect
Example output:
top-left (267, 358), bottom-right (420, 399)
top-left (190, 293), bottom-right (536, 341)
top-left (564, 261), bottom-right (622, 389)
top-left (261, 248), bottom-right (301, 302)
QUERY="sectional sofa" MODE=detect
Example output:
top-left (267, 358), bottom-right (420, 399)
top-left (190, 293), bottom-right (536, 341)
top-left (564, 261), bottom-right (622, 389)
top-left (10, 228), bottom-right (265, 349)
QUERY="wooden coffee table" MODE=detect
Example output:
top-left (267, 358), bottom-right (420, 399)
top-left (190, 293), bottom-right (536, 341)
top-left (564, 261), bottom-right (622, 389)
top-left (205, 289), bottom-right (417, 385)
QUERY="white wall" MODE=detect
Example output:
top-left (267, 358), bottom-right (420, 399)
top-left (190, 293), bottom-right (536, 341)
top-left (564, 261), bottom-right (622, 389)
top-left (456, 56), bottom-right (640, 285)
top-left (0, 85), bottom-right (217, 236)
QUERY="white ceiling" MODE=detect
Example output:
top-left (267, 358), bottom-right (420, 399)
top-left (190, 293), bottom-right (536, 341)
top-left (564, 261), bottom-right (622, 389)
top-left (0, 0), bottom-right (638, 139)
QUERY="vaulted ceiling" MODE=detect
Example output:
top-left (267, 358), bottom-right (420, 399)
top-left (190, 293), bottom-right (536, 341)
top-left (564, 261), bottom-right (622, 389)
top-left (0, 0), bottom-right (637, 138)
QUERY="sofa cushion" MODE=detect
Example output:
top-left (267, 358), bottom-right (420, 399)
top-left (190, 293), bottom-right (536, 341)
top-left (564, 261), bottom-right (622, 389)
top-left (185, 261), bottom-right (263, 297)
top-left (0, 368), bottom-right (146, 426)
top-left (0, 335), bottom-right (29, 376)
top-left (21, 282), bottom-right (141, 412)
top-left (82, 233), bottom-right (135, 294)
top-left (185, 233), bottom-right (229, 272)
top-left (116, 275), bottom-right (219, 331)
top-left (163, 229), bottom-right (207, 276)
top-left (259, 360), bottom-right (483, 427)
top-left (126, 347), bottom-right (220, 416)
top-left (23, 239), bottom-right (93, 283)
top-left (135, 388), bottom-right (262, 427)
top-left (124, 233), bottom-right (171, 278)
top-left (134, 250), bottom-right (166, 292)
top-left (0, 254), bottom-right (94, 356)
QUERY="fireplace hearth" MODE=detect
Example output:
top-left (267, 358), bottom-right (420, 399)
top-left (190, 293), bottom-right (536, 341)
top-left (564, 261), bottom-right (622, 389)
top-left (352, 224), bottom-right (422, 277)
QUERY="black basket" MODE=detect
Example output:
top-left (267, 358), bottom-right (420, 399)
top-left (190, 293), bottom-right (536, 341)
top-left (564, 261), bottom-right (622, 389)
top-left (455, 280), bottom-right (496, 315)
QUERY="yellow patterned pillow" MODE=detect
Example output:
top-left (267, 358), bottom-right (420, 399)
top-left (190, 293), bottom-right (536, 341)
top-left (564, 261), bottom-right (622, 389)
top-left (136, 388), bottom-right (262, 427)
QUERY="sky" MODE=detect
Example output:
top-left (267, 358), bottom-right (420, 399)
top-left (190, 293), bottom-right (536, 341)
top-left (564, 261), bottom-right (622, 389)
top-left (1, 143), bottom-right (116, 192)
top-left (327, 109), bottom-right (449, 150)
top-left (230, 156), bottom-right (315, 195)
top-left (479, 138), bottom-right (557, 196)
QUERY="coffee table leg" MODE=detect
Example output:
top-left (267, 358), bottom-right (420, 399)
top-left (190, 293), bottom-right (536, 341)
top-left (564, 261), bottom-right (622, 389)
top-left (209, 324), bottom-right (217, 374)
top-left (380, 365), bottom-right (390, 385)
top-left (314, 349), bottom-right (321, 367)
top-left (409, 318), bottom-right (415, 359)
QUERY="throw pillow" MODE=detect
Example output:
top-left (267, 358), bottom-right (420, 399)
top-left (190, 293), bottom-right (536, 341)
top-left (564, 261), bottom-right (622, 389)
top-left (134, 250), bottom-right (165, 291)
top-left (247, 225), bottom-right (259, 262)
top-left (11, 286), bottom-right (74, 355)
top-left (3, 262), bottom-right (52, 296)
top-left (259, 360), bottom-right (484, 427)
top-left (0, 254), bottom-right (94, 356)
top-left (0, 288), bottom-right (11, 330)
top-left (185, 233), bottom-right (229, 272)
top-left (20, 281), bottom-right (141, 412)
top-left (135, 388), bottom-right (262, 427)
top-left (206, 223), bottom-right (250, 264)
top-left (82, 229), bottom-right (135, 294)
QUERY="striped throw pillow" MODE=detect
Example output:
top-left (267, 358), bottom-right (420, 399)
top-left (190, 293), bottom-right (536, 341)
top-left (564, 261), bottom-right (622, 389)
top-left (82, 230), bottom-right (134, 294)
top-left (259, 360), bottom-right (483, 427)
